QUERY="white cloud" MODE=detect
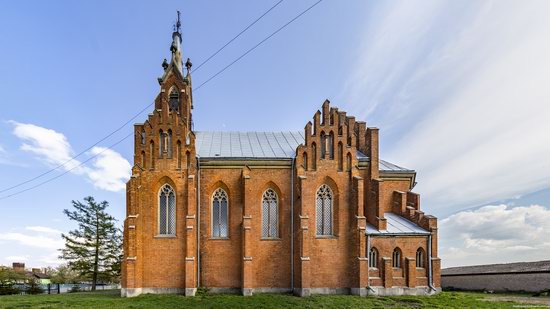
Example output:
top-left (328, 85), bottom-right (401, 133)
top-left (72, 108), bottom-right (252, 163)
top-left (10, 121), bottom-right (131, 192)
top-left (342, 0), bottom-right (550, 214)
top-left (439, 204), bottom-right (550, 267)
top-left (0, 232), bottom-right (64, 249)
top-left (87, 147), bottom-right (132, 192)
top-left (25, 226), bottom-right (62, 234)
top-left (4, 255), bottom-right (30, 262)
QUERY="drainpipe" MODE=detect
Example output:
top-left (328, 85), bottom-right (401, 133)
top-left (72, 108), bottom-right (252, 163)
top-left (196, 155), bottom-right (201, 288)
top-left (427, 234), bottom-right (436, 292)
top-left (290, 158), bottom-right (295, 292)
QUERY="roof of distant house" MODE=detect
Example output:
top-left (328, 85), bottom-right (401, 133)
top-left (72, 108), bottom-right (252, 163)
top-left (442, 260), bottom-right (550, 276)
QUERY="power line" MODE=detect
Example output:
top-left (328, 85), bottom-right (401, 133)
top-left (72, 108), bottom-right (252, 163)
top-left (191, 0), bottom-right (284, 74)
top-left (194, 0), bottom-right (323, 91)
top-left (0, 1), bottom-right (324, 199)
top-left (0, 132), bottom-right (134, 201)
top-left (0, 102), bottom-right (153, 194)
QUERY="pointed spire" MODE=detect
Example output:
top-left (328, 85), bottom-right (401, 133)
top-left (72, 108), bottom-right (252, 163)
top-left (170, 11), bottom-right (183, 73)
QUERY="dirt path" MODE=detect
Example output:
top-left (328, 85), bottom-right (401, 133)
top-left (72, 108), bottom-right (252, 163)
top-left (484, 296), bottom-right (550, 307)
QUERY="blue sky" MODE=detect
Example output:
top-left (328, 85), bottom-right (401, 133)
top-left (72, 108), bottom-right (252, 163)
top-left (1, 0), bottom-right (549, 268)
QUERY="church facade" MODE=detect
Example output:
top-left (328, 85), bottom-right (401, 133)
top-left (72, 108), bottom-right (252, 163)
top-left (121, 23), bottom-right (441, 298)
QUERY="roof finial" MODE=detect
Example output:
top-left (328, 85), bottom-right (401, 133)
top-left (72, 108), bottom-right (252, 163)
top-left (177, 11), bottom-right (181, 32)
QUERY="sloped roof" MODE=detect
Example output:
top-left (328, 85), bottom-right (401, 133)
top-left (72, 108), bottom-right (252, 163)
top-left (195, 131), bottom-right (413, 173)
top-left (442, 260), bottom-right (550, 276)
top-left (366, 212), bottom-right (430, 235)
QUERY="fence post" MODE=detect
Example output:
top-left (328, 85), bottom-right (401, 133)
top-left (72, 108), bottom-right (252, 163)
top-left (57, 283), bottom-right (60, 294)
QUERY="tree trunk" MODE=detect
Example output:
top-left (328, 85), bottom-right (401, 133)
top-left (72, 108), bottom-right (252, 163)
top-left (92, 212), bottom-right (100, 291)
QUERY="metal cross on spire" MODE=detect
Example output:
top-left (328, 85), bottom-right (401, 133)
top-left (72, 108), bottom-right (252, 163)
top-left (176, 10), bottom-right (181, 33)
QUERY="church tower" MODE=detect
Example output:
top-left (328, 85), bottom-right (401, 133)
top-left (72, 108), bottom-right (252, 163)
top-left (122, 11), bottom-right (199, 297)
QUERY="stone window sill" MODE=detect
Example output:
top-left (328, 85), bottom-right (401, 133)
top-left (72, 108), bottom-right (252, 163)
top-left (261, 237), bottom-right (282, 241)
top-left (315, 235), bottom-right (338, 239)
top-left (154, 234), bottom-right (176, 239)
top-left (210, 237), bottom-right (230, 240)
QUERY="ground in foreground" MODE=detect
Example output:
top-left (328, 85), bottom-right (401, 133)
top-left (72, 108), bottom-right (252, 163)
top-left (0, 290), bottom-right (548, 308)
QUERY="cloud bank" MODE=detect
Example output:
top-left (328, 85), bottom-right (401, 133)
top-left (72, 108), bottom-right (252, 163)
top-left (10, 121), bottom-right (131, 192)
top-left (342, 0), bottom-right (550, 215)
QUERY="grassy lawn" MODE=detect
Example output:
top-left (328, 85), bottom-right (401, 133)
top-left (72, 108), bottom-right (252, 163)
top-left (0, 289), bottom-right (543, 308)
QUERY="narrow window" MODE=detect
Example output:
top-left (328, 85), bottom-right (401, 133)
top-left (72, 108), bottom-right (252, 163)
top-left (311, 143), bottom-right (317, 170)
top-left (150, 141), bottom-right (155, 169)
top-left (177, 141), bottom-right (182, 169)
top-left (186, 151), bottom-right (191, 169)
top-left (346, 153), bottom-right (352, 172)
top-left (140, 130), bottom-right (145, 145)
top-left (416, 248), bottom-right (425, 268)
top-left (338, 143), bottom-right (343, 171)
top-left (316, 184), bottom-right (333, 236)
top-left (328, 132), bottom-right (334, 159)
top-left (212, 188), bottom-right (228, 238)
top-left (159, 184), bottom-right (176, 235)
top-left (141, 150), bottom-right (146, 169)
top-left (320, 132), bottom-right (326, 159)
top-left (302, 152), bottom-right (308, 171)
top-left (369, 247), bottom-right (378, 268)
top-left (167, 130), bottom-right (173, 158)
top-left (262, 189), bottom-right (278, 238)
top-left (392, 248), bottom-right (401, 268)
top-left (159, 130), bottom-right (164, 158)
top-left (169, 88), bottom-right (179, 112)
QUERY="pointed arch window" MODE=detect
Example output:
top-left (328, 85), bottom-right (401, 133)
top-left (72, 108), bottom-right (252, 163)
top-left (159, 130), bottom-right (165, 157)
top-left (416, 248), bottom-right (425, 268)
top-left (392, 248), bottom-right (402, 268)
top-left (158, 184), bottom-right (176, 235)
top-left (302, 152), bottom-right (308, 171)
top-left (311, 143), bottom-right (317, 170)
top-left (328, 132), bottom-right (334, 159)
top-left (369, 247), bottom-right (378, 268)
top-left (262, 189), bottom-right (278, 238)
top-left (169, 88), bottom-right (179, 112)
top-left (316, 184), bottom-right (333, 236)
top-left (320, 132), bottom-right (326, 159)
top-left (338, 143), bottom-right (343, 171)
top-left (212, 188), bottom-right (229, 238)
top-left (346, 153), bottom-right (352, 172)
top-left (167, 130), bottom-right (172, 158)
top-left (140, 130), bottom-right (145, 145)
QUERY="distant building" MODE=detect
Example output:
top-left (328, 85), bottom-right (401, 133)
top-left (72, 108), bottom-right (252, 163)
top-left (121, 14), bottom-right (441, 297)
top-left (442, 260), bottom-right (550, 292)
top-left (12, 262), bottom-right (51, 285)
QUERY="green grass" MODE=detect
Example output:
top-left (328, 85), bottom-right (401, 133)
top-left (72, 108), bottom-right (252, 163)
top-left (0, 290), bottom-right (536, 308)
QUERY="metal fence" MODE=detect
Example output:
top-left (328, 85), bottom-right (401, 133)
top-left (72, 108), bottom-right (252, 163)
top-left (13, 283), bottom-right (120, 295)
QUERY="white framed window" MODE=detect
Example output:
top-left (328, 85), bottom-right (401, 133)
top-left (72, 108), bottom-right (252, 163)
top-left (262, 189), bottom-right (278, 238)
top-left (392, 248), bottom-right (401, 268)
top-left (158, 184), bottom-right (176, 235)
top-left (316, 184), bottom-right (333, 236)
top-left (369, 247), bottom-right (378, 268)
top-left (416, 248), bottom-right (425, 268)
top-left (212, 188), bottom-right (228, 238)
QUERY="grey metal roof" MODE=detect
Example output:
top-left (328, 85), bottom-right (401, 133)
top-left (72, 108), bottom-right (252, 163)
top-left (195, 131), bottom-right (413, 172)
top-left (366, 213), bottom-right (430, 235)
top-left (442, 260), bottom-right (550, 276)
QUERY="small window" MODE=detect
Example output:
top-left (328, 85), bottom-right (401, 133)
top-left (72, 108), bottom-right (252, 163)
top-left (346, 153), bottom-right (352, 172)
top-left (302, 152), bottom-right (308, 171)
top-left (311, 143), bottom-right (317, 170)
top-left (177, 141), bottom-right (182, 169)
top-left (141, 150), bottom-right (146, 169)
top-left (392, 248), bottom-right (401, 268)
top-left (169, 88), bottom-right (179, 112)
top-left (158, 184), bottom-right (176, 235)
top-left (167, 130), bottom-right (172, 158)
top-left (262, 189), bottom-right (278, 238)
top-left (140, 130), bottom-right (145, 145)
top-left (320, 132), bottom-right (326, 159)
top-left (212, 188), bottom-right (229, 238)
top-left (369, 248), bottom-right (378, 268)
top-left (186, 151), bottom-right (191, 169)
top-left (159, 130), bottom-right (165, 157)
top-left (416, 248), bottom-right (425, 268)
top-left (328, 132), bottom-right (334, 159)
top-left (316, 184), bottom-right (333, 236)
top-left (337, 143), bottom-right (343, 171)
top-left (150, 141), bottom-right (155, 169)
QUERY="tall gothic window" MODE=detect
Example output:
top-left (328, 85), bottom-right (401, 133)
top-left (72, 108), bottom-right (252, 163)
top-left (416, 248), bottom-right (425, 268)
top-left (311, 143), bottom-right (317, 170)
top-left (302, 152), bottom-right (308, 171)
top-left (177, 141), bottom-right (182, 169)
top-left (316, 184), bottom-right (333, 236)
top-left (140, 130), bottom-right (145, 145)
top-left (158, 184), bottom-right (176, 235)
top-left (392, 248), bottom-right (402, 268)
top-left (346, 153), bottom-right (352, 172)
top-left (369, 247), bottom-right (378, 268)
top-left (150, 141), bottom-right (155, 169)
top-left (262, 189), bottom-right (278, 238)
top-left (212, 188), bottom-right (228, 238)
top-left (159, 130), bottom-right (165, 157)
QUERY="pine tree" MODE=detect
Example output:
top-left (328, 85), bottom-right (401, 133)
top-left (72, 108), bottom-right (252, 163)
top-left (60, 196), bottom-right (122, 291)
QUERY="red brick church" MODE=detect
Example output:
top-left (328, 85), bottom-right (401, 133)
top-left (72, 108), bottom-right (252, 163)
top-left (121, 18), bottom-right (441, 297)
